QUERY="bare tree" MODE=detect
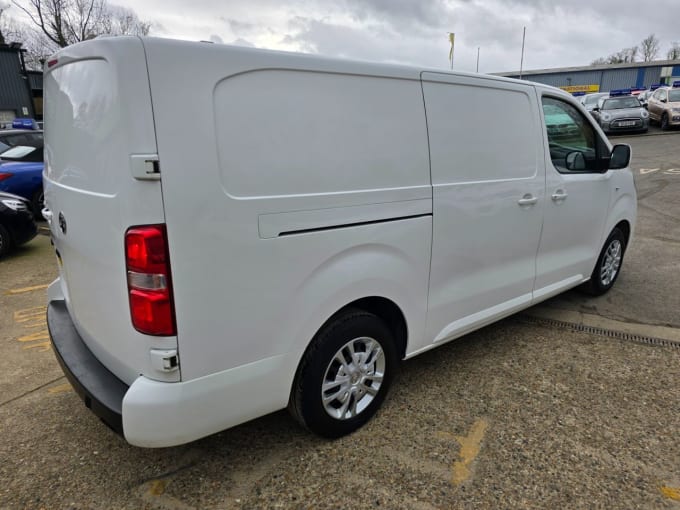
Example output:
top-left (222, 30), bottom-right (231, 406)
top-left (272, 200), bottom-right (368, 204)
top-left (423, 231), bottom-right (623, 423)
top-left (100, 4), bottom-right (149, 36)
top-left (0, 0), bottom-right (10, 44)
top-left (668, 42), bottom-right (680, 60)
top-left (11, 0), bottom-right (150, 48)
top-left (639, 34), bottom-right (660, 62)
top-left (591, 45), bottom-right (638, 65)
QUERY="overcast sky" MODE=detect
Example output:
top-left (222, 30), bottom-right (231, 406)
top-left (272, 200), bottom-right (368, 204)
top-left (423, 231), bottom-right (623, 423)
top-left (77, 0), bottom-right (680, 72)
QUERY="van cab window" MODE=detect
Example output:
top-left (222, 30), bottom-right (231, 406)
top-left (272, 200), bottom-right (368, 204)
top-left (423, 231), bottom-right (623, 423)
top-left (541, 96), bottom-right (602, 173)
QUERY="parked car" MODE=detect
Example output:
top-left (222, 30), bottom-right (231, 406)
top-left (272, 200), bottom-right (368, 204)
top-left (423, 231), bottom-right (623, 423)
top-left (647, 84), bottom-right (680, 130)
top-left (0, 145), bottom-right (45, 214)
top-left (591, 93), bottom-right (649, 134)
top-left (637, 90), bottom-right (653, 109)
top-left (45, 36), bottom-right (636, 448)
top-left (0, 129), bottom-right (43, 155)
top-left (0, 191), bottom-right (37, 257)
top-left (580, 92), bottom-right (608, 113)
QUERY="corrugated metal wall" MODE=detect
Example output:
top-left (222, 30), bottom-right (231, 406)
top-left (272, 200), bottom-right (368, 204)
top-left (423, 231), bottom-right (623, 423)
top-left (643, 67), bottom-right (662, 87)
top-left (28, 71), bottom-right (43, 91)
top-left (506, 63), bottom-right (680, 92)
top-left (0, 49), bottom-right (34, 118)
top-left (600, 68), bottom-right (639, 91)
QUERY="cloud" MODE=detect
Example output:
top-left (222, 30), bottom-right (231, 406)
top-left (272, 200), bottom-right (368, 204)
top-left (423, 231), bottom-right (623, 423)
top-left (108, 0), bottom-right (680, 74)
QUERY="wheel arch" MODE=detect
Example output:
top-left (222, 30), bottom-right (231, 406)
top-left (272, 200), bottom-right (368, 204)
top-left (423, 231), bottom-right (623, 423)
top-left (614, 219), bottom-right (631, 248)
top-left (334, 296), bottom-right (408, 360)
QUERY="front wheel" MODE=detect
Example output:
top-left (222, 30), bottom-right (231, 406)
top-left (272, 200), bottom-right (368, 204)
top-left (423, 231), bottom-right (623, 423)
top-left (289, 309), bottom-right (398, 438)
top-left (31, 187), bottom-right (44, 218)
top-left (661, 113), bottom-right (669, 131)
top-left (581, 228), bottom-right (626, 296)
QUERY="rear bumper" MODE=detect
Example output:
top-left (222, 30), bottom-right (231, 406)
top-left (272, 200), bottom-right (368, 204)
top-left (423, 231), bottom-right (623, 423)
top-left (47, 299), bottom-right (128, 434)
top-left (47, 294), bottom-right (294, 448)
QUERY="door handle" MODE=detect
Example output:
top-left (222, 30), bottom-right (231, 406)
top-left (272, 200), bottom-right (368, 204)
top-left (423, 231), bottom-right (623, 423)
top-left (517, 194), bottom-right (538, 206)
top-left (551, 190), bottom-right (568, 202)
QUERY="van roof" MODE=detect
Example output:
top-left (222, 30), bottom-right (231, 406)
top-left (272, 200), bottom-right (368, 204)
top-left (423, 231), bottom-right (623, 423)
top-left (64, 35), bottom-right (567, 97)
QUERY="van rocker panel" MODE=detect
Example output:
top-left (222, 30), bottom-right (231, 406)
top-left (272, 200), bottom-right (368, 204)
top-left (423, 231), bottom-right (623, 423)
top-left (47, 299), bottom-right (127, 434)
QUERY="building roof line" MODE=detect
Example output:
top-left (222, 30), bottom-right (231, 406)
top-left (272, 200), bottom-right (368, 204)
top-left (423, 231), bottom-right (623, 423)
top-left (494, 58), bottom-right (680, 76)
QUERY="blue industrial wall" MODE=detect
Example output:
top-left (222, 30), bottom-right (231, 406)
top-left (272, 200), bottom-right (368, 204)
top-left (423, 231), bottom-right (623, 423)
top-left (507, 64), bottom-right (680, 92)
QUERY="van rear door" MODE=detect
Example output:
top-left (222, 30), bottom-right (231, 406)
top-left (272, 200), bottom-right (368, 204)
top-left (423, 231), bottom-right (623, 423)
top-left (44, 37), bottom-right (179, 384)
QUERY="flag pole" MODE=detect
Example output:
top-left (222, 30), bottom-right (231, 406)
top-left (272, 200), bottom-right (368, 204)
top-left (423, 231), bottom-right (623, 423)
top-left (448, 32), bottom-right (455, 70)
top-left (519, 26), bottom-right (526, 79)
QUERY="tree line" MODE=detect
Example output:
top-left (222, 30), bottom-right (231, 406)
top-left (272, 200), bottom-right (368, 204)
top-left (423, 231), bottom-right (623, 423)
top-left (592, 34), bottom-right (680, 64)
top-left (0, 0), bottom-right (150, 69)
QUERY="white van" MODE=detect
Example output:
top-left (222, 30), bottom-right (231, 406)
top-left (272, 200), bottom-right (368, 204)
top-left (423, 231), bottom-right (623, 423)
top-left (44, 37), bottom-right (636, 447)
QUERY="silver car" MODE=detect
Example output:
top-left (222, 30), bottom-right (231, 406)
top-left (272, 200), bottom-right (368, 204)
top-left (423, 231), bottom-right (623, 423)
top-left (581, 92), bottom-right (608, 113)
top-left (592, 94), bottom-right (649, 134)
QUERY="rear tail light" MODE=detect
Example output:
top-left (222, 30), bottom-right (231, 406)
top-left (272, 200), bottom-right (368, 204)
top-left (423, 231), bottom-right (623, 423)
top-left (0, 172), bottom-right (12, 182)
top-left (125, 225), bottom-right (176, 336)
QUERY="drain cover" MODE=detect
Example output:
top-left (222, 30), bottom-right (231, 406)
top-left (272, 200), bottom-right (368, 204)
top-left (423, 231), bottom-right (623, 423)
top-left (520, 314), bottom-right (680, 349)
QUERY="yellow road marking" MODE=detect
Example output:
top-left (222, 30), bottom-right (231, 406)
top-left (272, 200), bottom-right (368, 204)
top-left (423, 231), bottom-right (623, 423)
top-left (48, 383), bottom-right (73, 394)
top-left (14, 307), bottom-right (46, 322)
top-left (660, 486), bottom-right (680, 501)
top-left (23, 341), bottom-right (51, 352)
top-left (148, 479), bottom-right (168, 496)
top-left (17, 330), bottom-right (49, 342)
top-left (451, 419), bottom-right (488, 485)
top-left (5, 284), bottom-right (50, 295)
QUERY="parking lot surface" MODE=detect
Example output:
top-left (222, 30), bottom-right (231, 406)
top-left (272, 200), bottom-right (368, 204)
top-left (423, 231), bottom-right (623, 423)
top-left (1, 132), bottom-right (679, 509)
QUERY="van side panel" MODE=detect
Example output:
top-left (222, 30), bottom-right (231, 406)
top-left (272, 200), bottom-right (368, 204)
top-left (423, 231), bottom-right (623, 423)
top-left (141, 39), bottom-right (433, 396)
top-left (421, 73), bottom-right (545, 345)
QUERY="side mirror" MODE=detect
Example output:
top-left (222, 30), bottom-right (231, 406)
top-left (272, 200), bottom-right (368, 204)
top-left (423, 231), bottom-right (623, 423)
top-left (565, 151), bottom-right (586, 171)
top-left (609, 144), bottom-right (631, 170)
top-left (661, 98), bottom-right (667, 103)
top-left (592, 107), bottom-right (600, 112)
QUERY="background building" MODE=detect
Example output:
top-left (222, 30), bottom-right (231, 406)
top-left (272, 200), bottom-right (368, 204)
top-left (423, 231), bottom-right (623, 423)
top-left (0, 43), bottom-right (38, 128)
top-left (496, 60), bottom-right (680, 93)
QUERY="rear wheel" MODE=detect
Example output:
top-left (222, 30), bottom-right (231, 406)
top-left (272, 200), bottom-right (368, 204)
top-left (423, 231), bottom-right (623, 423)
top-left (661, 113), bottom-right (669, 131)
top-left (0, 224), bottom-right (12, 257)
top-left (581, 228), bottom-right (626, 296)
top-left (289, 309), bottom-right (398, 438)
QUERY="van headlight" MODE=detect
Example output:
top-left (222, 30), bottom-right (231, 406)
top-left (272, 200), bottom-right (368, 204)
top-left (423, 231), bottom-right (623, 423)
top-left (601, 113), bottom-right (611, 121)
top-left (641, 110), bottom-right (649, 118)
top-left (672, 107), bottom-right (680, 113)
top-left (1, 198), bottom-right (28, 211)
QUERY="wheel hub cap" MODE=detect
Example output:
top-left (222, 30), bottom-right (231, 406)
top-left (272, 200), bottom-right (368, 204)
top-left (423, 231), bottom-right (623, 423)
top-left (600, 239), bottom-right (622, 286)
top-left (321, 336), bottom-right (386, 420)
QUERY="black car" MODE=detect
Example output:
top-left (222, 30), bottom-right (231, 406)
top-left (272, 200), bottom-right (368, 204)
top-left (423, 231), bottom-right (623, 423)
top-left (0, 191), bottom-right (38, 257)
top-left (0, 129), bottom-right (44, 157)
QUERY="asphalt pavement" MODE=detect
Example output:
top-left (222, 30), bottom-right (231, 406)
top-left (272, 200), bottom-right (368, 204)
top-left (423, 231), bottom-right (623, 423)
top-left (1, 131), bottom-right (679, 509)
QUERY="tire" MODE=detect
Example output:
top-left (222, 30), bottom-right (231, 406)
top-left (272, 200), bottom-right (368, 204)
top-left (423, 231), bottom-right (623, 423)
top-left (31, 188), bottom-right (44, 218)
top-left (581, 228), bottom-right (626, 296)
top-left (0, 224), bottom-right (12, 258)
top-left (661, 113), bottom-right (669, 131)
top-left (289, 309), bottom-right (398, 438)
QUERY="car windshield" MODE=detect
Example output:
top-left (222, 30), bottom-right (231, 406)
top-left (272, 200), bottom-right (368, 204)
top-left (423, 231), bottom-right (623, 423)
top-left (602, 97), bottom-right (640, 110)
top-left (584, 95), bottom-right (603, 105)
top-left (669, 89), bottom-right (680, 102)
top-left (0, 145), bottom-right (42, 162)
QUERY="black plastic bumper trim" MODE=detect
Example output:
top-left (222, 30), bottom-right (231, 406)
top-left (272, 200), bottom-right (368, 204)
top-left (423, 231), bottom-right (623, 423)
top-left (47, 300), bottom-right (128, 435)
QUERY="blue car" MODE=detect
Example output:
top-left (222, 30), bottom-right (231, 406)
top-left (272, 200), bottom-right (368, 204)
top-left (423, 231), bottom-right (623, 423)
top-left (0, 145), bottom-right (44, 215)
